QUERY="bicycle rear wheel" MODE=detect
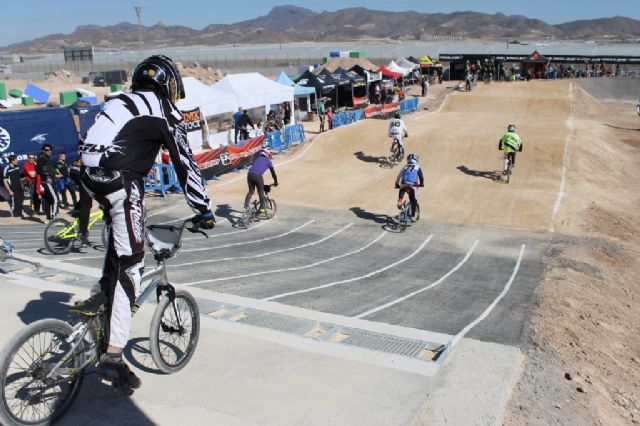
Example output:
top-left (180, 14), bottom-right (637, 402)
top-left (44, 218), bottom-right (75, 255)
top-left (0, 319), bottom-right (85, 426)
top-left (149, 289), bottom-right (200, 374)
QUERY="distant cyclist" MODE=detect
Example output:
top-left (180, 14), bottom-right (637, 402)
top-left (388, 112), bottom-right (408, 160)
top-left (244, 147), bottom-right (278, 216)
top-left (394, 153), bottom-right (424, 222)
top-left (498, 124), bottom-right (523, 174)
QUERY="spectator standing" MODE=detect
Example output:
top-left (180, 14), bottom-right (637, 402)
top-left (317, 99), bottom-right (326, 133)
top-left (54, 152), bottom-right (76, 209)
top-left (36, 143), bottom-right (58, 221)
top-left (275, 105), bottom-right (284, 130)
top-left (2, 155), bottom-right (24, 218)
top-left (282, 102), bottom-right (291, 126)
top-left (421, 78), bottom-right (429, 97)
top-left (326, 107), bottom-right (334, 130)
top-left (22, 153), bottom-right (40, 215)
top-left (373, 83), bottom-right (381, 104)
top-left (233, 107), bottom-right (243, 144)
top-left (237, 109), bottom-right (255, 141)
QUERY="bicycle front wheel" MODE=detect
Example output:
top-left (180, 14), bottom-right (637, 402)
top-left (149, 289), bottom-right (200, 374)
top-left (267, 198), bottom-right (277, 218)
top-left (44, 218), bottom-right (74, 255)
top-left (0, 319), bottom-right (85, 426)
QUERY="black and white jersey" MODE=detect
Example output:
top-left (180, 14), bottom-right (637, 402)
top-left (81, 90), bottom-right (211, 214)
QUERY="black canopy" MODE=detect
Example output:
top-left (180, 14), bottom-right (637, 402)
top-left (335, 67), bottom-right (366, 86)
top-left (294, 69), bottom-right (335, 92)
top-left (317, 68), bottom-right (351, 87)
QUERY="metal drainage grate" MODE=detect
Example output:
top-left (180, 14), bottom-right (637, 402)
top-left (340, 328), bottom-right (432, 358)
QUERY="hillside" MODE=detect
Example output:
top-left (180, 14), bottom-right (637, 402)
top-left (3, 6), bottom-right (640, 53)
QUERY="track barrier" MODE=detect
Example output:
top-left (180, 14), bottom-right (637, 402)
top-left (144, 163), bottom-right (182, 198)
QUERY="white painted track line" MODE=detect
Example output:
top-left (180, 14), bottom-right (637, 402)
top-left (355, 239), bottom-right (479, 318)
top-left (549, 82), bottom-right (574, 233)
top-left (171, 223), bottom-right (352, 267)
top-left (179, 231), bottom-right (387, 286)
top-left (264, 235), bottom-right (433, 301)
top-left (449, 244), bottom-right (526, 349)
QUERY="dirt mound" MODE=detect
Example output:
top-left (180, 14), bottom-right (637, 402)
top-left (44, 69), bottom-right (78, 84)
top-left (176, 61), bottom-right (223, 84)
top-left (314, 57), bottom-right (379, 73)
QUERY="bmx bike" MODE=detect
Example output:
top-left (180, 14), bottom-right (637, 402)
top-left (0, 218), bottom-right (206, 426)
top-left (386, 187), bottom-right (421, 233)
top-left (239, 184), bottom-right (277, 228)
top-left (44, 209), bottom-right (110, 255)
top-left (502, 153), bottom-right (515, 184)
top-left (387, 138), bottom-right (405, 167)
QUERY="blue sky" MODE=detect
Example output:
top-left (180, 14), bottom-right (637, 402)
top-left (2, 0), bottom-right (639, 45)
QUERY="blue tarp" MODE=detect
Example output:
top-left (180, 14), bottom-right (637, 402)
top-left (0, 107), bottom-right (80, 167)
top-left (24, 83), bottom-right (50, 103)
top-left (275, 71), bottom-right (315, 97)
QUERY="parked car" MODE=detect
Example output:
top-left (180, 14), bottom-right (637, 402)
top-left (91, 70), bottom-right (128, 87)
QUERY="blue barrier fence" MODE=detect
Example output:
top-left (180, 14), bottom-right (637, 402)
top-left (144, 163), bottom-right (182, 198)
top-left (400, 97), bottom-right (420, 114)
top-left (266, 123), bottom-right (305, 152)
top-left (331, 108), bottom-right (366, 129)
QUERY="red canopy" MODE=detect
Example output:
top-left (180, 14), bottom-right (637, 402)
top-left (379, 66), bottom-right (403, 79)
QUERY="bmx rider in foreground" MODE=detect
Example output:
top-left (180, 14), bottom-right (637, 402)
top-left (72, 54), bottom-right (215, 394)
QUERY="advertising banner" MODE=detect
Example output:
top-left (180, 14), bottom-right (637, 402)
top-left (181, 107), bottom-right (203, 151)
top-left (363, 105), bottom-right (383, 118)
top-left (193, 135), bottom-right (265, 179)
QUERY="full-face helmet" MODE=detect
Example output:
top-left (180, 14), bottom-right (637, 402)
top-left (132, 55), bottom-right (185, 104)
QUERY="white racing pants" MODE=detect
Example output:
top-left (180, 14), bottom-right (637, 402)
top-left (83, 171), bottom-right (145, 349)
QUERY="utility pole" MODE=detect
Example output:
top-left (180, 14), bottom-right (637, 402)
top-left (134, 6), bottom-right (143, 52)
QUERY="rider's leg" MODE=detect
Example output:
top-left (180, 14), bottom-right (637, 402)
top-left (78, 182), bottom-right (93, 242)
top-left (244, 173), bottom-right (257, 209)
top-left (397, 188), bottom-right (406, 209)
top-left (100, 179), bottom-right (145, 389)
top-left (510, 152), bottom-right (516, 168)
top-left (503, 153), bottom-right (510, 174)
top-left (254, 174), bottom-right (267, 211)
top-left (408, 188), bottom-right (418, 218)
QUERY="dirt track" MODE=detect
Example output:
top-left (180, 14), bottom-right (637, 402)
top-left (215, 81), bottom-right (572, 233)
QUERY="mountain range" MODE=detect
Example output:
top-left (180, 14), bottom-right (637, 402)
top-left (3, 6), bottom-right (640, 53)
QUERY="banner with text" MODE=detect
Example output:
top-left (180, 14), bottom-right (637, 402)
top-left (194, 135), bottom-right (265, 180)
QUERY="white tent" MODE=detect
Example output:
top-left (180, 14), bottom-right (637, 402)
top-left (177, 77), bottom-right (237, 117)
top-left (213, 72), bottom-right (294, 113)
top-left (387, 60), bottom-right (412, 76)
top-left (396, 58), bottom-right (420, 71)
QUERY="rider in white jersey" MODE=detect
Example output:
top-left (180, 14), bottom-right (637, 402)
top-left (388, 112), bottom-right (408, 156)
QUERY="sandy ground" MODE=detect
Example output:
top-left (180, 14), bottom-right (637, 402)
top-left (504, 88), bottom-right (640, 425)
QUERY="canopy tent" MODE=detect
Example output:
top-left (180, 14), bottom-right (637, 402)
top-left (177, 77), bottom-right (237, 117)
top-left (213, 73), bottom-right (294, 111)
top-left (317, 68), bottom-right (351, 87)
top-left (294, 69), bottom-right (336, 93)
top-left (316, 68), bottom-right (352, 108)
top-left (350, 65), bottom-right (382, 83)
top-left (387, 61), bottom-right (412, 76)
top-left (407, 56), bottom-right (422, 65)
top-left (275, 71), bottom-right (315, 97)
top-left (333, 67), bottom-right (368, 107)
top-left (379, 66), bottom-right (404, 79)
top-left (275, 70), bottom-right (315, 116)
top-left (419, 54), bottom-right (435, 65)
top-left (396, 58), bottom-right (420, 71)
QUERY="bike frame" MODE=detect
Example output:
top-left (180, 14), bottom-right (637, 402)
top-left (45, 225), bottom-right (189, 382)
top-left (55, 210), bottom-right (104, 239)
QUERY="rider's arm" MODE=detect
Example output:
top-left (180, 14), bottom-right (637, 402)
top-left (395, 170), bottom-right (403, 187)
top-left (269, 167), bottom-right (278, 186)
top-left (498, 137), bottom-right (503, 150)
top-left (402, 121), bottom-right (408, 137)
top-left (161, 101), bottom-right (212, 215)
top-left (418, 169), bottom-right (425, 187)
